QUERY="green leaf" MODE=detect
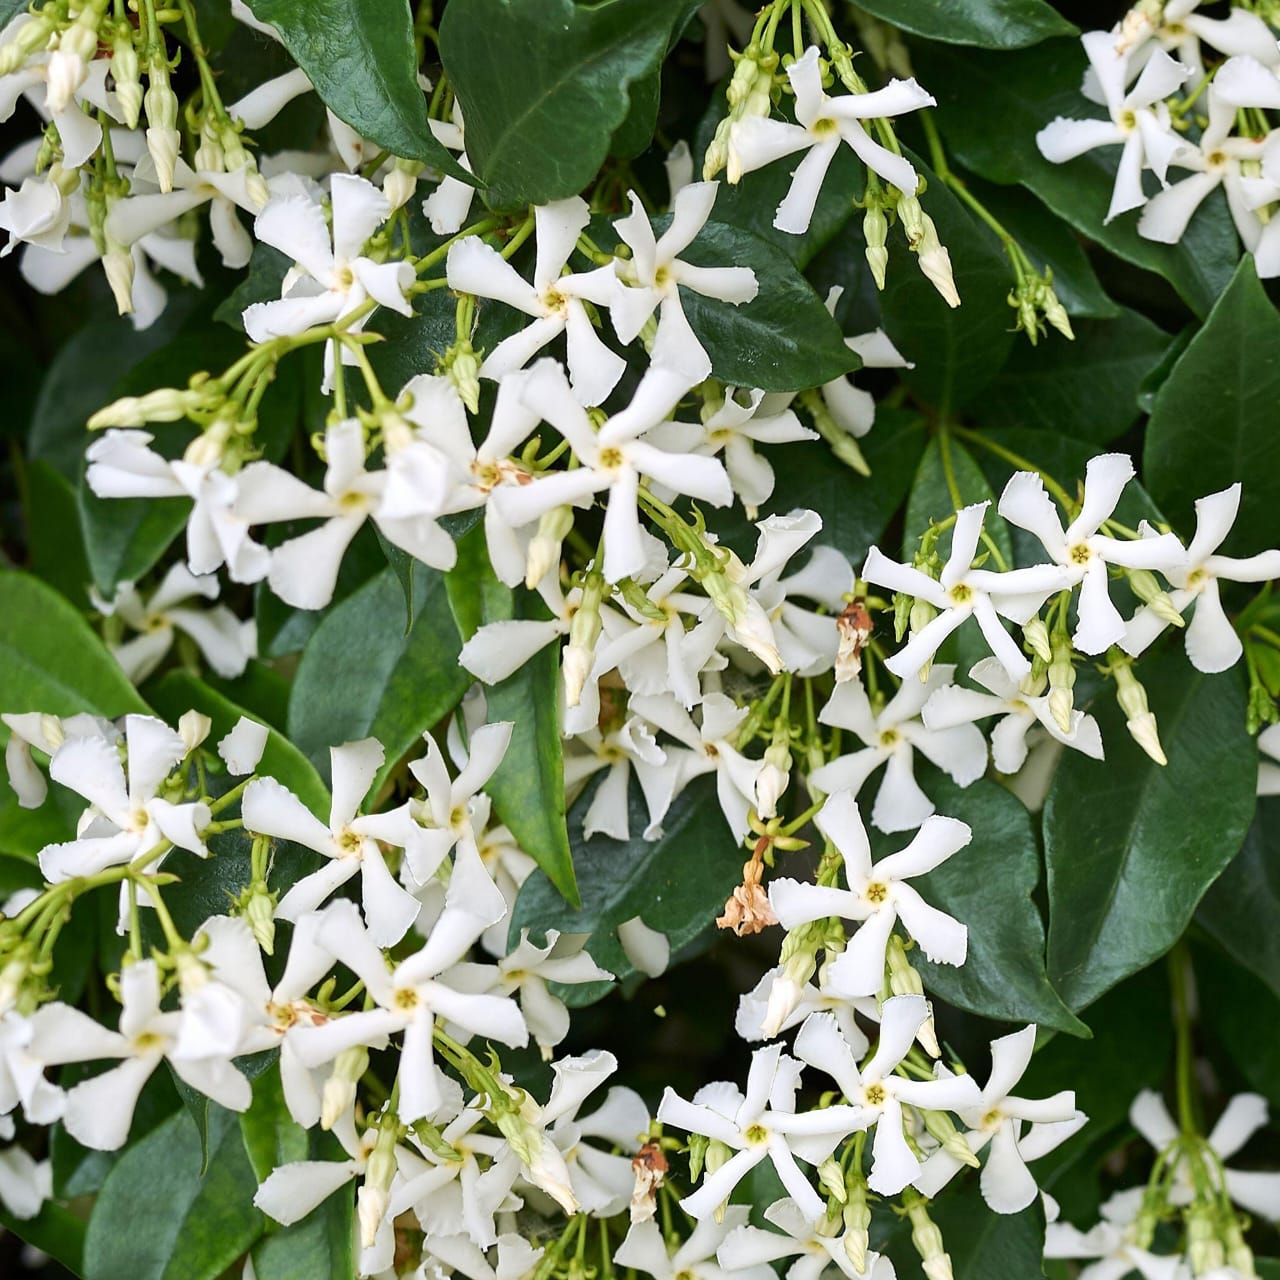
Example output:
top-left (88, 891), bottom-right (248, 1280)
top-left (877, 773), bottom-right (1087, 1035)
top-left (250, 1195), bottom-right (356, 1280)
top-left (440, 0), bottom-right (685, 207)
top-left (0, 1199), bottom-right (87, 1275)
top-left (855, 0), bottom-right (1074, 49)
top-left (1197, 795), bottom-right (1280, 1001)
top-left (1144, 257), bottom-right (1280, 554)
top-left (240, 1062), bottom-right (310, 1183)
top-left (1044, 650), bottom-right (1257, 1012)
top-left (25, 459), bottom-right (92, 604)
top-left (879, 153), bottom-right (1014, 414)
top-left (446, 530), bottom-right (577, 905)
top-left (981, 308), bottom-right (1171, 443)
top-left (0, 0), bottom-right (29, 31)
top-left (84, 1105), bottom-right (264, 1280)
top-left (243, 0), bottom-right (469, 179)
top-left (1196, 939), bottom-right (1280, 1112)
top-left (914, 40), bottom-right (1238, 318)
top-left (288, 567), bottom-right (469, 794)
top-left (929, 1179), bottom-right (1046, 1278)
top-left (510, 773), bottom-right (741, 999)
top-left (903, 433), bottom-right (1013, 565)
top-left (0, 570), bottom-right (147, 717)
top-left (150, 670), bottom-right (329, 817)
top-left (675, 219), bottom-right (859, 391)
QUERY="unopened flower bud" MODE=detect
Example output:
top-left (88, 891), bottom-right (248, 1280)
top-left (443, 338), bottom-right (481, 414)
top-left (110, 32), bottom-right (142, 128)
top-left (843, 1178), bottom-right (871, 1272)
top-left (910, 597), bottom-right (938, 680)
top-left (1113, 657), bottom-right (1166, 765)
top-left (1022, 616), bottom-right (1052, 664)
top-left (237, 880), bottom-right (278, 954)
top-left (755, 725), bottom-right (792, 820)
top-left (886, 934), bottom-right (940, 1055)
top-left (0, 946), bottom-right (33, 1014)
top-left (864, 203), bottom-right (889, 289)
top-left (383, 159), bottom-right (421, 211)
top-left (564, 570), bottom-right (605, 707)
top-left (358, 1119), bottom-right (400, 1247)
top-left (921, 1108), bottom-right (981, 1168)
top-left (1041, 283), bottom-right (1073, 339)
top-left (0, 13), bottom-right (56, 77)
top-left (1048, 631), bottom-right (1076, 734)
top-left (761, 942), bottom-right (818, 1038)
top-left (144, 63), bottom-right (180, 192)
top-left (525, 505), bottom-right (574, 588)
top-left (1221, 1214), bottom-right (1256, 1277)
top-left (103, 243), bottom-right (135, 316)
top-left (321, 1045), bottom-right (369, 1129)
top-left (817, 1156), bottom-right (846, 1204)
top-left (915, 215), bottom-right (960, 308)
top-left (703, 573), bottom-right (783, 672)
top-left (1129, 568), bottom-right (1185, 627)
top-left (1184, 1201), bottom-right (1224, 1275)
top-left (907, 1198), bottom-right (954, 1280)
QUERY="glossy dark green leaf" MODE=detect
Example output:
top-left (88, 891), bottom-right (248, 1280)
top-left (1144, 257), bottom-right (1280, 555)
top-left (446, 530), bottom-right (577, 905)
top-left (240, 1062), bottom-right (309, 1183)
top-left (0, 571), bottom-right (148, 718)
top-left (678, 219), bottom-right (859, 390)
top-left (150, 670), bottom-right (329, 817)
top-left (510, 774), bottom-right (741, 1000)
top-left (877, 773), bottom-right (1087, 1036)
top-left (25, 459), bottom-right (92, 604)
top-left (84, 1105), bottom-right (264, 1280)
top-left (982, 309), bottom-right (1170, 443)
top-left (914, 40), bottom-right (1237, 318)
top-left (879, 153), bottom-right (1014, 414)
top-left (1197, 795), bottom-right (1280, 1001)
top-left (243, 0), bottom-right (468, 178)
top-left (440, 0), bottom-right (686, 207)
top-left (288, 566), bottom-right (469, 794)
top-left (0, 1199), bottom-right (87, 1275)
top-left (1196, 940), bottom-right (1280, 1112)
top-left (0, 0), bottom-right (28, 31)
top-left (1044, 651), bottom-right (1256, 1011)
top-left (930, 1179), bottom-right (1047, 1278)
top-left (903, 433), bottom-right (1013, 565)
top-left (856, 0), bottom-right (1074, 49)
top-left (250, 1195), bottom-right (356, 1280)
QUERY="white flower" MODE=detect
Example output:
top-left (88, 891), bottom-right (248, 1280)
top-left (998, 453), bottom-right (1186, 655)
top-left (609, 181), bottom-right (758, 383)
top-left (0, 1010), bottom-right (64, 1123)
top-left (2, 711), bottom-right (114, 810)
top-left (406, 721), bottom-right (512, 885)
top-left (913, 1024), bottom-right (1084, 1212)
top-left (808, 665), bottom-right (987, 833)
top-left (656, 1041), bottom-right (865, 1221)
top-left (923, 657), bottom-right (1105, 774)
top-left (446, 196), bottom-right (626, 405)
top-left (735, 966), bottom-right (877, 1051)
top-left (1037, 34), bottom-right (1191, 222)
top-left (619, 1208), bottom-right (775, 1280)
top-left (732, 46), bottom-right (933, 231)
top-left (218, 717), bottom-right (269, 776)
top-left (29, 960), bottom-right (251, 1150)
top-left (242, 737), bottom-right (423, 946)
top-left (1137, 61), bottom-right (1280, 250)
top-left (794, 997), bottom-right (981, 1195)
top-left (1122, 483), bottom-right (1280, 673)
top-left (37, 714), bottom-right (210, 883)
top-left (85, 430), bottom-right (270, 583)
top-left (770, 791), bottom-right (971, 996)
top-left (423, 1234), bottom-right (544, 1280)
top-left (233, 417), bottom-right (455, 610)
top-left (718, 1196), bottom-right (897, 1280)
top-left (1113, 1), bottom-right (1280, 77)
top-left (94, 563), bottom-right (255, 684)
top-left (628, 692), bottom-right (765, 839)
top-left (0, 173), bottom-right (72, 256)
top-left (864, 500), bottom-right (1070, 681)
top-left (498, 359), bottom-right (730, 583)
top-left (0, 1138), bottom-right (49, 1220)
top-left (291, 868), bottom-right (527, 1125)
top-left (562, 718), bottom-right (672, 842)
top-left (1109, 1090), bottom-right (1280, 1222)
top-left (423, 106), bottom-right (477, 234)
top-left (242, 174), bottom-right (414, 389)
top-left (1045, 1215), bottom-right (1180, 1280)
top-left (444, 928), bottom-right (613, 1054)
top-left (1259, 723), bottom-right (1280, 796)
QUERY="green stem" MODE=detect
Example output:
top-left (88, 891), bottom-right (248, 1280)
top-left (1170, 942), bottom-right (1198, 1136)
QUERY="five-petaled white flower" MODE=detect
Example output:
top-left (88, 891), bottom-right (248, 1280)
top-left (770, 790), bottom-right (971, 997)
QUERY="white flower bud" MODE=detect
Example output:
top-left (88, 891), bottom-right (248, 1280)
top-left (357, 1120), bottom-right (400, 1247)
top-left (178, 710), bottom-right (212, 753)
top-left (1023, 616), bottom-right (1052, 663)
top-left (383, 160), bottom-right (421, 211)
top-left (524, 505), bottom-right (574, 589)
top-left (103, 244), bottom-right (135, 316)
top-left (110, 37), bottom-right (142, 129)
top-left (915, 215), bottom-right (960, 308)
top-left (46, 50), bottom-right (87, 114)
top-left (863, 204), bottom-right (889, 290)
top-left (1126, 711), bottom-right (1167, 766)
top-left (843, 1184), bottom-right (871, 1272)
top-left (321, 1046), bottom-right (368, 1130)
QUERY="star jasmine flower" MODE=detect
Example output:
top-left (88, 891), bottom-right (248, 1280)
top-left (735, 966), bottom-right (878, 1051)
top-left (423, 106), bottom-right (478, 233)
top-left (93, 563), bottom-right (255, 685)
top-left (913, 1025), bottom-right (1084, 1212)
top-left (2, 711), bottom-right (115, 811)
top-left (233, 417), bottom-right (455, 610)
top-left (864, 501), bottom-right (1070, 682)
top-left (293, 881), bottom-right (527, 1125)
top-left (1113, 1), bottom-right (1280, 77)
top-left (84, 430), bottom-right (271, 584)
top-left (0, 1010), bottom-right (64, 1125)
top-left (998, 453), bottom-right (1187, 655)
top-left (498, 359), bottom-right (731, 584)
top-left (0, 172), bottom-right (73, 257)
top-left (422, 1234), bottom-right (545, 1280)
top-left (405, 721), bottom-right (513, 886)
top-left (617, 1207), bottom-right (775, 1280)
top-left (808, 665), bottom-right (988, 834)
top-left (655, 1041), bottom-right (867, 1221)
top-left (242, 737), bottom-right (423, 946)
top-left (628, 692), bottom-right (766, 839)
top-left (446, 196), bottom-right (626, 405)
top-left (29, 959), bottom-right (251, 1150)
top-left (37, 714), bottom-right (210, 884)
top-left (769, 792), bottom-right (971, 997)
top-left (0, 1135), bottom-right (48, 1220)
top-left (443, 928), bottom-right (614, 1055)
top-left (732, 46), bottom-right (934, 232)
top-left (1037, 34), bottom-right (1192, 222)
top-left (608, 180), bottom-right (758, 383)
top-left (718, 1196), bottom-right (897, 1280)
top-left (1122, 483), bottom-right (1280, 672)
top-left (1137, 63), bottom-right (1280, 250)
top-left (562, 717), bottom-right (673, 843)
top-left (1045, 1215), bottom-right (1181, 1280)
top-left (242, 174), bottom-right (414, 389)
top-left (922, 657), bottom-right (1105, 775)
top-left (794, 998), bottom-right (981, 1195)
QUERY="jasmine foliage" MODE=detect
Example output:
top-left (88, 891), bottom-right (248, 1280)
top-left (1, 2), bottom-right (1280, 1279)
